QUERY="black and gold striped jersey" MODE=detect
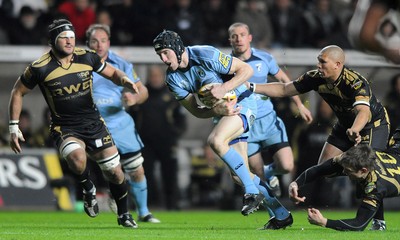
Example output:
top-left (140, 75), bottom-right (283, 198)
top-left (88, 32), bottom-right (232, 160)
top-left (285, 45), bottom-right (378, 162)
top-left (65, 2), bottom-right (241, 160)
top-left (293, 67), bottom-right (388, 129)
top-left (20, 47), bottom-right (106, 126)
top-left (355, 147), bottom-right (400, 208)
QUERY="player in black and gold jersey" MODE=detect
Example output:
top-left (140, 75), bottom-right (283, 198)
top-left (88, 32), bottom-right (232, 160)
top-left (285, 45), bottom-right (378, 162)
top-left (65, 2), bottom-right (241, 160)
top-left (288, 129), bottom-right (400, 231)
top-left (247, 45), bottom-right (389, 162)
top-left (8, 19), bottom-right (139, 228)
top-left (247, 45), bottom-right (390, 228)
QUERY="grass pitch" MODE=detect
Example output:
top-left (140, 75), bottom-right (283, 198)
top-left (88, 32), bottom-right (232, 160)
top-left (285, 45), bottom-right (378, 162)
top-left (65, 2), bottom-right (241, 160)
top-left (0, 210), bottom-right (398, 240)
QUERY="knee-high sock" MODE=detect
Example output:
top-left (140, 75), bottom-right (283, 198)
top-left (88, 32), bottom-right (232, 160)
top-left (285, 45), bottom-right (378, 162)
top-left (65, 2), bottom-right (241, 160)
top-left (253, 175), bottom-right (289, 220)
top-left (109, 180), bottom-right (129, 216)
top-left (264, 163), bottom-right (277, 180)
top-left (75, 168), bottom-right (94, 193)
top-left (221, 147), bottom-right (258, 194)
top-left (128, 177), bottom-right (149, 217)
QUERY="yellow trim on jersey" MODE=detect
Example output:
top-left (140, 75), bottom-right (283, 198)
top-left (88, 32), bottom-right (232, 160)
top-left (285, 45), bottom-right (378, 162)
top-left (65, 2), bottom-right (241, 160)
top-left (43, 152), bottom-right (73, 210)
top-left (379, 174), bottom-right (400, 193)
top-left (45, 64), bottom-right (93, 82)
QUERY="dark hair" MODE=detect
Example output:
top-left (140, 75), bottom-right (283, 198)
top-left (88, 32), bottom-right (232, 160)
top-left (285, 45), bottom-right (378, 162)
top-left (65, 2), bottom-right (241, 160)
top-left (340, 144), bottom-right (376, 171)
top-left (153, 30), bottom-right (185, 64)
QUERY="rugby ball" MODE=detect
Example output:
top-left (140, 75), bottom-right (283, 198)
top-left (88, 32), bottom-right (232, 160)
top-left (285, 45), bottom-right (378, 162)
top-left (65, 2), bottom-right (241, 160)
top-left (196, 83), bottom-right (237, 108)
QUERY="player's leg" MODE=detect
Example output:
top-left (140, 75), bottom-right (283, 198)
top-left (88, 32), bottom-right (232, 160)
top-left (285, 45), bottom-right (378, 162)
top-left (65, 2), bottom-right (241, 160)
top-left (121, 152), bottom-right (160, 223)
top-left (208, 114), bottom-right (258, 194)
top-left (92, 145), bottom-right (137, 228)
top-left (57, 135), bottom-right (99, 218)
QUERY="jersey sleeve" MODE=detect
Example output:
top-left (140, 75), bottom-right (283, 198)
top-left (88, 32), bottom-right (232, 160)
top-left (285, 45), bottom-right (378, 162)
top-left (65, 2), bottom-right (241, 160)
top-left (85, 50), bottom-right (106, 73)
top-left (292, 70), bottom-right (320, 94)
top-left (325, 201), bottom-right (377, 231)
top-left (295, 158), bottom-right (344, 186)
top-left (19, 65), bottom-right (39, 89)
top-left (166, 75), bottom-right (190, 101)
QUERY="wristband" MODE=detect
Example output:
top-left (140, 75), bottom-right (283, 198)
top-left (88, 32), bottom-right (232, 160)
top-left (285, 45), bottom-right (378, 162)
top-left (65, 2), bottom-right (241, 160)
top-left (249, 82), bottom-right (256, 93)
top-left (9, 120), bottom-right (19, 125)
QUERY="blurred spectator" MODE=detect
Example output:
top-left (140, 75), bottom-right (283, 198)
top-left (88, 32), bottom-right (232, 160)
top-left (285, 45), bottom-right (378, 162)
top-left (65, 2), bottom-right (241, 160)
top-left (268, 0), bottom-right (306, 48)
top-left (31, 107), bottom-right (55, 148)
top-left (294, 98), bottom-right (337, 207)
top-left (190, 144), bottom-right (224, 206)
top-left (57, 0), bottom-right (96, 44)
top-left (201, 0), bottom-right (232, 47)
top-left (162, 0), bottom-right (205, 45)
top-left (233, 0), bottom-right (273, 49)
top-left (130, 64), bottom-right (187, 210)
top-left (7, 6), bottom-right (47, 45)
top-left (105, 0), bottom-right (136, 45)
top-left (375, 16), bottom-right (400, 50)
top-left (10, 0), bottom-right (48, 17)
top-left (383, 73), bottom-right (400, 138)
top-left (302, 0), bottom-right (343, 48)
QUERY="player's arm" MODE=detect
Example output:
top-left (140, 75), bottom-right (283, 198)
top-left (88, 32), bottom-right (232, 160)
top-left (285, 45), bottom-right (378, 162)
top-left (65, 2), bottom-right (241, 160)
top-left (99, 64), bottom-right (139, 94)
top-left (211, 57), bottom-right (253, 99)
top-left (346, 104), bottom-right (370, 145)
top-left (274, 69), bottom-right (313, 124)
top-left (8, 78), bottom-right (32, 153)
top-left (309, 202), bottom-right (377, 231)
top-left (123, 81), bottom-right (149, 106)
top-left (248, 80), bottom-right (300, 98)
top-left (180, 94), bottom-right (240, 119)
top-left (289, 158), bottom-right (343, 203)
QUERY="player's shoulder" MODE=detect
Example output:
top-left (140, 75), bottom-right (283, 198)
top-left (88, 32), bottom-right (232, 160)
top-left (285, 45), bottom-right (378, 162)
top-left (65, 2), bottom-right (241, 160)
top-left (31, 51), bottom-right (52, 69)
top-left (304, 69), bottom-right (320, 78)
top-left (74, 47), bottom-right (95, 56)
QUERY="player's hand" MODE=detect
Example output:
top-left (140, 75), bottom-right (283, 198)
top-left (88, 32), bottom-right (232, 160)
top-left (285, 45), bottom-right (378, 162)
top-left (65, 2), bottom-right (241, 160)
top-left (298, 104), bottom-right (313, 124)
top-left (212, 100), bottom-right (241, 116)
top-left (9, 124), bottom-right (25, 154)
top-left (288, 182), bottom-right (306, 204)
top-left (346, 128), bottom-right (361, 145)
top-left (207, 84), bottom-right (227, 100)
top-left (122, 77), bottom-right (139, 94)
top-left (307, 208), bottom-right (327, 227)
top-left (122, 91), bottom-right (138, 106)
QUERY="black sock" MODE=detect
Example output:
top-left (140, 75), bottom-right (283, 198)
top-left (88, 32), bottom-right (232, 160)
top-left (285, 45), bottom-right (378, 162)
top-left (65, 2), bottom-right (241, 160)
top-left (109, 180), bottom-right (129, 215)
top-left (74, 168), bottom-right (94, 193)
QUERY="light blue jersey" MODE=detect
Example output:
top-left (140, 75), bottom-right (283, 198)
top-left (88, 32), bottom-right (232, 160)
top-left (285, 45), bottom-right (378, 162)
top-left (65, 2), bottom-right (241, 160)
top-left (244, 48), bottom-right (289, 156)
top-left (166, 45), bottom-right (257, 134)
top-left (92, 51), bottom-right (143, 154)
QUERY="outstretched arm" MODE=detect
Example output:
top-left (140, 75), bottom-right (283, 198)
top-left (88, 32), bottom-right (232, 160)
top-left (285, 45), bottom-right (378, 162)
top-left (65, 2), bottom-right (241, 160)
top-left (274, 69), bottom-right (313, 124)
top-left (100, 64), bottom-right (139, 94)
top-left (8, 78), bottom-right (31, 153)
top-left (308, 202), bottom-right (378, 231)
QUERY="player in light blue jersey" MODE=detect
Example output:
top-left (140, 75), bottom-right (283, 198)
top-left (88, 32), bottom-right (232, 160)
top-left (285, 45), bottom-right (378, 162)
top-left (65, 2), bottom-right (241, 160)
top-left (87, 24), bottom-right (160, 224)
top-left (228, 23), bottom-right (313, 229)
top-left (153, 30), bottom-right (268, 217)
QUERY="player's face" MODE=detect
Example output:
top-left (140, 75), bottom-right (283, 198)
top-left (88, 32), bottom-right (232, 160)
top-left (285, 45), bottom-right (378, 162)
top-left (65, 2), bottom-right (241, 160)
top-left (229, 26), bottom-right (252, 55)
top-left (88, 29), bottom-right (110, 59)
top-left (156, 49), bottom-right (179, 71)
top-left (55, 31), bottom-right (75, 55)
top-left (316, 52), bottom-right (337, 80)
top-left (342, 166), bottom-right (366, 181)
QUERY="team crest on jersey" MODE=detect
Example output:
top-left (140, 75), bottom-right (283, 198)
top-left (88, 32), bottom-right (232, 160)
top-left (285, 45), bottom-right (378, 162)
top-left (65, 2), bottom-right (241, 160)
top-left (77, 71), bottom-right (90, 80)
top-left (255, 63), bottom-right (262, 72)
top-left (197, 69), bottom-right (205, 77)
top-left (351, 80), bottom-right (363, 90)
top-left (218, 52), bottom-right (231, 69)
top-left (365, 182), bottom-right (375, 194)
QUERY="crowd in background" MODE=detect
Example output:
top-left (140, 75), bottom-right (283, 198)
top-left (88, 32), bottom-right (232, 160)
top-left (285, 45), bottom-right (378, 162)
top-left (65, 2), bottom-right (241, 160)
top-left (0, 0), bottom-right (357, 48)
top-left (1, 0), bottom-right (400, 210)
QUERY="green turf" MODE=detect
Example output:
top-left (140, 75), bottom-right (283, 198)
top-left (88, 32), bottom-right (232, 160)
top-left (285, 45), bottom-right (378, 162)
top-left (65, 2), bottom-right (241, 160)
top-left (0, 210), bottom-right (398, 240)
